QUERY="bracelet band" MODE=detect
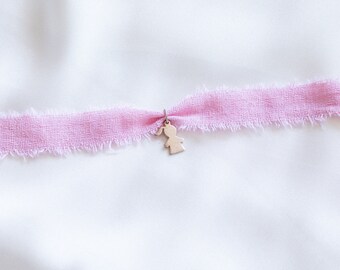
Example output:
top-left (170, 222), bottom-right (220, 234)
top-left (1, 80), bottom-right (339, 158)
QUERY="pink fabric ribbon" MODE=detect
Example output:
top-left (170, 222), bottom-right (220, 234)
top-left (1, 80), bottom-right (340, 158)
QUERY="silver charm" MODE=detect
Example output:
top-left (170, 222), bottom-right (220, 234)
top-left (156, 110), bottom-right (185, 154)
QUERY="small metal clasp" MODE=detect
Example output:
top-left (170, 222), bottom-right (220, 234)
top-left (163, 109), bottom-right (169, 124)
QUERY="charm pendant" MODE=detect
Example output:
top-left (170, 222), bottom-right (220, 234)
top-left (156, 120), bottom-right (185, 154)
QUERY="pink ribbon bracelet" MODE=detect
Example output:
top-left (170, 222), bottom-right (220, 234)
top-left (1, 80), bottom-right (339, 158)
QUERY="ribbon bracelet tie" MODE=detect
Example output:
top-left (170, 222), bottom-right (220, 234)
top-left (0, 80), bottom-right (339, 158)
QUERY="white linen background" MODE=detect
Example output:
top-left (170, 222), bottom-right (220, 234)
top-left (1, 0), bottom-right (340, 269)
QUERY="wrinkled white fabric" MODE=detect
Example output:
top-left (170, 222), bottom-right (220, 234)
top-left (1, 1), bottom-right (340, 270)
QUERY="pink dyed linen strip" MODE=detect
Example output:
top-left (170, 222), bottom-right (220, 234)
top-left (1, 80), bottom-right (339, 158)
